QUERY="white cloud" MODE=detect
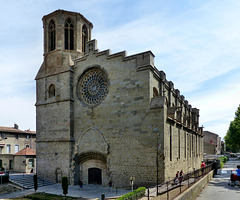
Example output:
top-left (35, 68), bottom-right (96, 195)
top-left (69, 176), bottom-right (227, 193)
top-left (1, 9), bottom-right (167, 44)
top-left (0, 0), bottom-right (240, 139)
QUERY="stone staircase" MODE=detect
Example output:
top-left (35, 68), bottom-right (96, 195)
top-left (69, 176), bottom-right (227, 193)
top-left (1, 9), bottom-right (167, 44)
top-left (9, 174), bottom-right (54, 189)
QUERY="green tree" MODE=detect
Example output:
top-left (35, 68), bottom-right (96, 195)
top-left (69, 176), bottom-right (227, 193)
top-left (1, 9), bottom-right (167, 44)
top-left (224, 105), bottom-right (240, 152)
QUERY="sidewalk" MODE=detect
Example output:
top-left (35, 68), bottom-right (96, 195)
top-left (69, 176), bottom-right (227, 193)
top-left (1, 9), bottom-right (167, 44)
top-left (0, 184), bottom-right (131, 199)
top-left (196, 157), bottom-right (240, 200)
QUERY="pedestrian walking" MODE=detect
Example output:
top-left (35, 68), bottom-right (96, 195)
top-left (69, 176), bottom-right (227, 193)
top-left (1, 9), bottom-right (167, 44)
top-left (108, 180), bottom-right (112, 191)
top-left (180, 170), bottom-right (183, 182)
top-left (79, 180), bottom-right (83, 190)
top-left (174, 171), bottom-right (179, 184)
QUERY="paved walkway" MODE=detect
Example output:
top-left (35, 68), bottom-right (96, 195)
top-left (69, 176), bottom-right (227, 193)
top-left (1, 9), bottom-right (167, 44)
top-left (196, 157), bottom-right (240, 200)
top-left (0, 183), bottom-right (131, 199)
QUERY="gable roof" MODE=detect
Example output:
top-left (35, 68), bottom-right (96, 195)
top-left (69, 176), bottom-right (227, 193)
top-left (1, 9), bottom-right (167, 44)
top-left (0, 126), bottom-right (36, 135)
top-left (14, 147), bottom-right (36, 156)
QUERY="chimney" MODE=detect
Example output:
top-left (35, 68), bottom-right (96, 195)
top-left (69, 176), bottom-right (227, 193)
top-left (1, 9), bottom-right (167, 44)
top-left (14, 123), bottom-right (19, 129)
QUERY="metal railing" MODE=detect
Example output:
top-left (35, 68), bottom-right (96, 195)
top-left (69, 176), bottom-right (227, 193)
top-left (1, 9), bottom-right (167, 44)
top-left (146, 163), bottom-right (214, 200)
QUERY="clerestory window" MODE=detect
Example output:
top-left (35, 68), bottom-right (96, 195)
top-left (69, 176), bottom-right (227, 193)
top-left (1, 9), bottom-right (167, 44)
top-left (82, 24), bottom-right (88, 53)
top-left (65, 18), bottom-right (74, 50)
top-left (49, 20), bottom-right (56, 51)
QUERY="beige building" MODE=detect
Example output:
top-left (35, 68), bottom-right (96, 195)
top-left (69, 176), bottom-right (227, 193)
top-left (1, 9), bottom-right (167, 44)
top-left (14, 147), bottom-right (36, 174)
top-left (36, 10), bottom-right (203, 187)
top-left (203, 131), bottom-right (221, 155)
top-left (0, 124), bottom-right (36, 172)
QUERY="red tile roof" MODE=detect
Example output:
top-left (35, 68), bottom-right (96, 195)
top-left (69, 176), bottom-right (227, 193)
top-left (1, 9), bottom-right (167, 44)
top-left (14, 147), bottom-right (36, 156)
top-left (0, 126), bottom-right (36, 134)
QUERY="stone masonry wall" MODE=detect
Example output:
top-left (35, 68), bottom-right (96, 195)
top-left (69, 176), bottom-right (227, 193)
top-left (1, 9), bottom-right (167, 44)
top-left (73, 50), bottom-right (164, 187)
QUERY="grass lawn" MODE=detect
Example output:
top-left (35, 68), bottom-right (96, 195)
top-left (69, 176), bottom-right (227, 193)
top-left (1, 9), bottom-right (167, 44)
top-left (13, 192), bottom-right (84, 200)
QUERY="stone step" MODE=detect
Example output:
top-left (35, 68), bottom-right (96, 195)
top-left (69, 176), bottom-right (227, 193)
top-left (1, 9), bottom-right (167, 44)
top-left (9, 174), bottom-right (54, 189)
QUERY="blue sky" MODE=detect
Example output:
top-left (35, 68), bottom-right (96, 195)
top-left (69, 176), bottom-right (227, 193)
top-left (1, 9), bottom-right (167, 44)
top-left (0, 0), bottom-right (240, 139)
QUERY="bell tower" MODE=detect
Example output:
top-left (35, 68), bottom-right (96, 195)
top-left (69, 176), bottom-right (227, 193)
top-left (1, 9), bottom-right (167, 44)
top-left (35, 10), bottom-right (93, 183)
top-left (43, 10), bottom-right (93, 55)
top-left (36, 10), bottom-right (93, 79)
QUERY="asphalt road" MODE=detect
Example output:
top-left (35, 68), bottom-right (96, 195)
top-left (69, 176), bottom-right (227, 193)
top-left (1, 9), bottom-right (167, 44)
top-left (196, 157), bottom-right (240, 200)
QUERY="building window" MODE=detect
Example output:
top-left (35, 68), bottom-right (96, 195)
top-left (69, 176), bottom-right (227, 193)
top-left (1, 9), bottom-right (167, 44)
top-left (178, 129), bottom-right (180, 159)
top-left (153, 87), bottom-right (159, 97)
top-left (7, 145), bottom-right (11, 154)
top-left (26, 135), bottom-right (29, 141)
top-left (170, 125), bottom-right (172, 161)
top-left (48, 20), bottom-right (56, 51)
top-left (9, 160), bottom-right (13, 169)
top-left (185, 131), bottom-right (187, 158)
top-left (196, 135), bottom-right (198, 156)
top-left (15, 145), bottom-right (19, 153)
top-left (0, 133), bottom-right (5, 138)
top-left (65, 18), bottom-right (74, 50)
top-left (192, 134), bottom-right (194, 157)
top-left (82, 24), bottom-right (88, 53)
top-left (29, 159), bottom-right (34, 168)
top-left (49, 84), bottom-right (56, 98)
top-left (15, 134), bottom-right (18, 139)
top-left (77, 67), bottom-right (109, 107)
top-left (189, 134), bottom-right (191, 158)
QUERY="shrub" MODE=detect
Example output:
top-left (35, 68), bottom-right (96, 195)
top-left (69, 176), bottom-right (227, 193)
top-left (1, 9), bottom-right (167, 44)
top-left (62, 176), bottom-right (68, 196)
top-left (34, 174), bottom-right (38, 192)
top-left (218, 156), bottom-right (228, 169)
top-left (118, 187), bottom-right (146, 200)
top-left (0, 175), bottom-right (9, 183)
top-left (219, 156), bottom-right (228, 165)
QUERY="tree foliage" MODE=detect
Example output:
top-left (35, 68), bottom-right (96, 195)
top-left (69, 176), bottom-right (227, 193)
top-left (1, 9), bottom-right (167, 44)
top-left (224, 105), bottom-right (240, 152)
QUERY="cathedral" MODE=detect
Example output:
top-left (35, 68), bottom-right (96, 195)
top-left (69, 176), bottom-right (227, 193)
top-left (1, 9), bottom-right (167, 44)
top-left (35, 10), bottom-right (203, 187)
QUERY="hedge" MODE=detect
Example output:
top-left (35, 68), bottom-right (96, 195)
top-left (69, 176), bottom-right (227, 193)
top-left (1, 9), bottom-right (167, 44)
top-left (219, 156), bottom-right (228, 169)
top-left (118, 187), bottom-right (146, 200)
top-left (62, 176), bottom-right (68, 196)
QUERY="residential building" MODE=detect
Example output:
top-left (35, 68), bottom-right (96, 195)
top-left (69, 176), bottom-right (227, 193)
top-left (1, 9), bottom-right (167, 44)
top-left (0, 124), bottom-right (36, 172)
top-left (203, 131), bottom-right (221, 155)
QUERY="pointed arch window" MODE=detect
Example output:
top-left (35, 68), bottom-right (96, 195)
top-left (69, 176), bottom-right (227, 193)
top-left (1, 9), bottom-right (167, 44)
top-left (48, 20), bottom-right (56, 51)
top-left (49, 84), bottom-right (56, 98)
top-left (153, 87), bottom-right (159, 97)
top-left (82, 24), bottom-right (88, 53)
top-left (65, 18), bottom-right (74, 50)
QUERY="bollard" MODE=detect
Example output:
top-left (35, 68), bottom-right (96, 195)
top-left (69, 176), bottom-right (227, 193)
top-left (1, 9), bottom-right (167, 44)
top-left (101, 193), bottom-right (105, 200)
top-left (116, 187), bottom-right (118, 195)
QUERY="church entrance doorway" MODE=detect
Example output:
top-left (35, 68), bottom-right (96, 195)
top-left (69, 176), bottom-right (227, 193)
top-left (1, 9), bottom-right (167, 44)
top-left (88, 168), bottom-right (102, 185)
top-left (55, 168), bottom-right (62, 183)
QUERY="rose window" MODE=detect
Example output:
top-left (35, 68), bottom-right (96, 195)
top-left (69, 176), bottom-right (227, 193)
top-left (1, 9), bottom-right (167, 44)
top-left (78, 67), bottom-right (109, 106)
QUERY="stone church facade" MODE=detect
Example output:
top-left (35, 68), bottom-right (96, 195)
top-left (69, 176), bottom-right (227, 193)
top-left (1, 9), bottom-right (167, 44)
top-left (35, 10), bottom-right (203, 187)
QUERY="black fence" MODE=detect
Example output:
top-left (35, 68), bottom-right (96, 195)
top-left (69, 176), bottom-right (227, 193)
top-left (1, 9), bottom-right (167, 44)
top-left (146, 163), bottom-right (214, 200)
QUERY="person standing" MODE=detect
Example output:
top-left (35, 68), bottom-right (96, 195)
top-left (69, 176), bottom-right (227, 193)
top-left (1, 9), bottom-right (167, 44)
top-left (201, 161), bottom-right (206, 168)
top-left (236, 165), bottom-right (240, 181)
top-left (201, 161), bottom-right (206, 176)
